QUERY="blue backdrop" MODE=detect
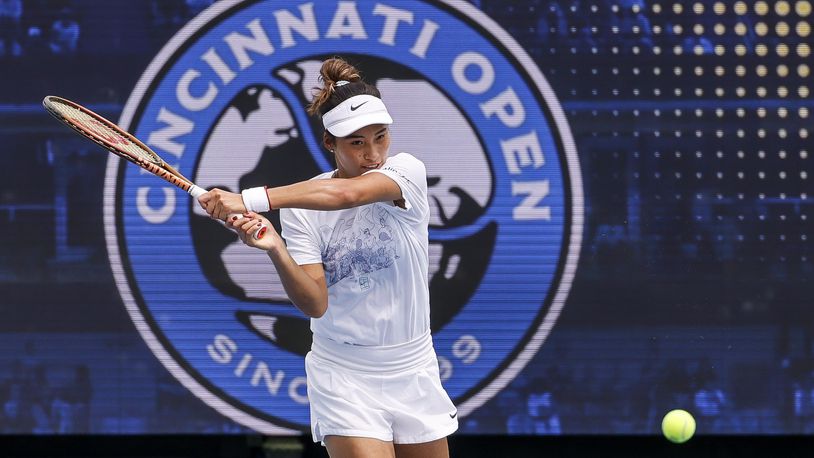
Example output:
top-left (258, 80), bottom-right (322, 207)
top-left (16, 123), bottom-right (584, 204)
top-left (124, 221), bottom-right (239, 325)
top-left (0, 0), bottom-right (811, 435)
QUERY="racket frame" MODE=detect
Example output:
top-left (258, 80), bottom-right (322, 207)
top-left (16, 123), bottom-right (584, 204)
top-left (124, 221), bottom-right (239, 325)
top-left (42, 95), bottom-right (266, 239)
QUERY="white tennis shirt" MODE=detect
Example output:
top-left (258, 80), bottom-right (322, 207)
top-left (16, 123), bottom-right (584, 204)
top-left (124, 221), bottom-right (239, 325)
top-left (280, 153), bottom-right (431, 346)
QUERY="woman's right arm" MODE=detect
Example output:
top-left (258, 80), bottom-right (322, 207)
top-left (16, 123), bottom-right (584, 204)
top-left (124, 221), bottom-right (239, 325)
top-left (232, 213), bottom-right (328, 318)
top-left (267, 250), bottom-right (328, 318)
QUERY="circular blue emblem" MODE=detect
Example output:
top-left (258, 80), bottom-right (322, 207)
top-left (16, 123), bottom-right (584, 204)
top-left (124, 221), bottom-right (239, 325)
top-left (105, 0), bottom-right (583, 433)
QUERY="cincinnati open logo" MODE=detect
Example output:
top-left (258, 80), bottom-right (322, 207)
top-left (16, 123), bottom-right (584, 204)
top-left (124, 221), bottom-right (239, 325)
top-left (104, 0), bottom-right (583, 433)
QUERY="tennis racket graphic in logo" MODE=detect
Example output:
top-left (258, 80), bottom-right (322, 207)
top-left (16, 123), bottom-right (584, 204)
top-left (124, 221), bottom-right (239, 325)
top-left (105, 0), bottom-right (583, 433)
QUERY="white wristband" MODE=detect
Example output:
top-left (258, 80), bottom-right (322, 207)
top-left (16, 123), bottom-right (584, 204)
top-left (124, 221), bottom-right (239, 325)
top-left (241, 186), bottom-right (270, 212)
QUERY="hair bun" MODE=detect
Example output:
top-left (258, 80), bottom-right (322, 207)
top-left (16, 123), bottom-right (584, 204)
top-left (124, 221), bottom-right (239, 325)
top-left (306, 57), bottom-right (381, 118)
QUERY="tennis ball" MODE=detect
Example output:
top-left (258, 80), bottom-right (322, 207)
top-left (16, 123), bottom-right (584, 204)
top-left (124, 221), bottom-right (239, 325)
top-left (661, 409), bottom-right (696, 443)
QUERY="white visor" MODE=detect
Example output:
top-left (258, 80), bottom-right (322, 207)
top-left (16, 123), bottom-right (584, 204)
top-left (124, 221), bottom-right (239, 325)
top-left (322, 94), bottom-right (393, 137)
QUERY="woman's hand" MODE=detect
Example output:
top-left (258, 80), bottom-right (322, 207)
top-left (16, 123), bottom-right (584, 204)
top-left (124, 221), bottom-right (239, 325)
top-left (231, 211), bottom-right (281, 251)
top-left (197, 188), bottom-right (246, 221)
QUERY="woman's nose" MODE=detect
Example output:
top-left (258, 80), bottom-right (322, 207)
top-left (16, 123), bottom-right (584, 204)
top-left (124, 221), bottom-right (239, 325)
top-left (363, 145), bottom-right (378, 160)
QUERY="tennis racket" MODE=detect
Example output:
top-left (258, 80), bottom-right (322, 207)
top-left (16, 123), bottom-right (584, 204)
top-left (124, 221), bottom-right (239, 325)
top-left (42, 95), bottom-right (267, 239)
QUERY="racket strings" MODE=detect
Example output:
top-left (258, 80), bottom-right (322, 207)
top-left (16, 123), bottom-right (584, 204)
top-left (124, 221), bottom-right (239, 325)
top-left (44, 96), bottom-right (264, 238)
top-left (48, 100), bottom-right (163, 166)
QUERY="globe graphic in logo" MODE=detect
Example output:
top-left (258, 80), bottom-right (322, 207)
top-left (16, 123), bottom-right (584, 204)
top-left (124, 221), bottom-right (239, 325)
top-left (190, 55), bottom-right (496, 358)
top-left (105, 0), bottom-right (583, 433)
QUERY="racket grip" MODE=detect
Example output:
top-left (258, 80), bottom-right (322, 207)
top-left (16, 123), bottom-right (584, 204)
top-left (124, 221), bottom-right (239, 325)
top-left (188, 185), bottom-right (267, 240)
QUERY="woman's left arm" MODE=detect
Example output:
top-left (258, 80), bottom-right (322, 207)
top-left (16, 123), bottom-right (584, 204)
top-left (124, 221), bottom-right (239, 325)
top-left (198, 173), bottom-right (402, 220)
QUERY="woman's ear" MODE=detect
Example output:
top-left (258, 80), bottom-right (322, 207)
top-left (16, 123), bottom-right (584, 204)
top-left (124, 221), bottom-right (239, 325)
top-left (323, 132), bottom-right (336, 152)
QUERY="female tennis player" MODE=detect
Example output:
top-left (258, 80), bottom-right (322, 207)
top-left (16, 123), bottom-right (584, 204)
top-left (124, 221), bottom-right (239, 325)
top-left (198, 57), bottom-right (458, 458)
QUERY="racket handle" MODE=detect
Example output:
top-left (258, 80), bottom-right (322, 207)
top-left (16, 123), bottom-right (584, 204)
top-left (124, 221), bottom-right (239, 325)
top-left (188, 185), bottom-right (266, 240)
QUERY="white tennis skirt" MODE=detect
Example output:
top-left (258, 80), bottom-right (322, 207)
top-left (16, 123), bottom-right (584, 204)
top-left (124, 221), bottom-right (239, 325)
top-left (305, 330), bottom-right (459, 444)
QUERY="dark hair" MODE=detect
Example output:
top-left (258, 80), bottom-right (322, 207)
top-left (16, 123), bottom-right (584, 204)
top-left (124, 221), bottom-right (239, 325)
top-left (306, 57), bottom-right (382, 118)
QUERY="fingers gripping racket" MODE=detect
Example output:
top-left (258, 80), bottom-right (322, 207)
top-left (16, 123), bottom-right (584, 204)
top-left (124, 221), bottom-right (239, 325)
top-left (42, 96), bottom-right (267, 239)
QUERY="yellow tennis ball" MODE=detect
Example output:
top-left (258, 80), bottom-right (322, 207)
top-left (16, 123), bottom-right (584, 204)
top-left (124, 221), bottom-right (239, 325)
top-left (662, 409), bottom-right (696, 443)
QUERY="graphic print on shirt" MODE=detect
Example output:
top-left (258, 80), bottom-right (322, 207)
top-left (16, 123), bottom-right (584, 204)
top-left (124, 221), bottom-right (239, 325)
top-left (321, 206), bottom-right (398, 288)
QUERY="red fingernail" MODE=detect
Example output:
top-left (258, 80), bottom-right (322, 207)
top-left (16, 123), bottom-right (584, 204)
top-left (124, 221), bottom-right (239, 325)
top-left (231, 215), bottom-right (238, 222)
